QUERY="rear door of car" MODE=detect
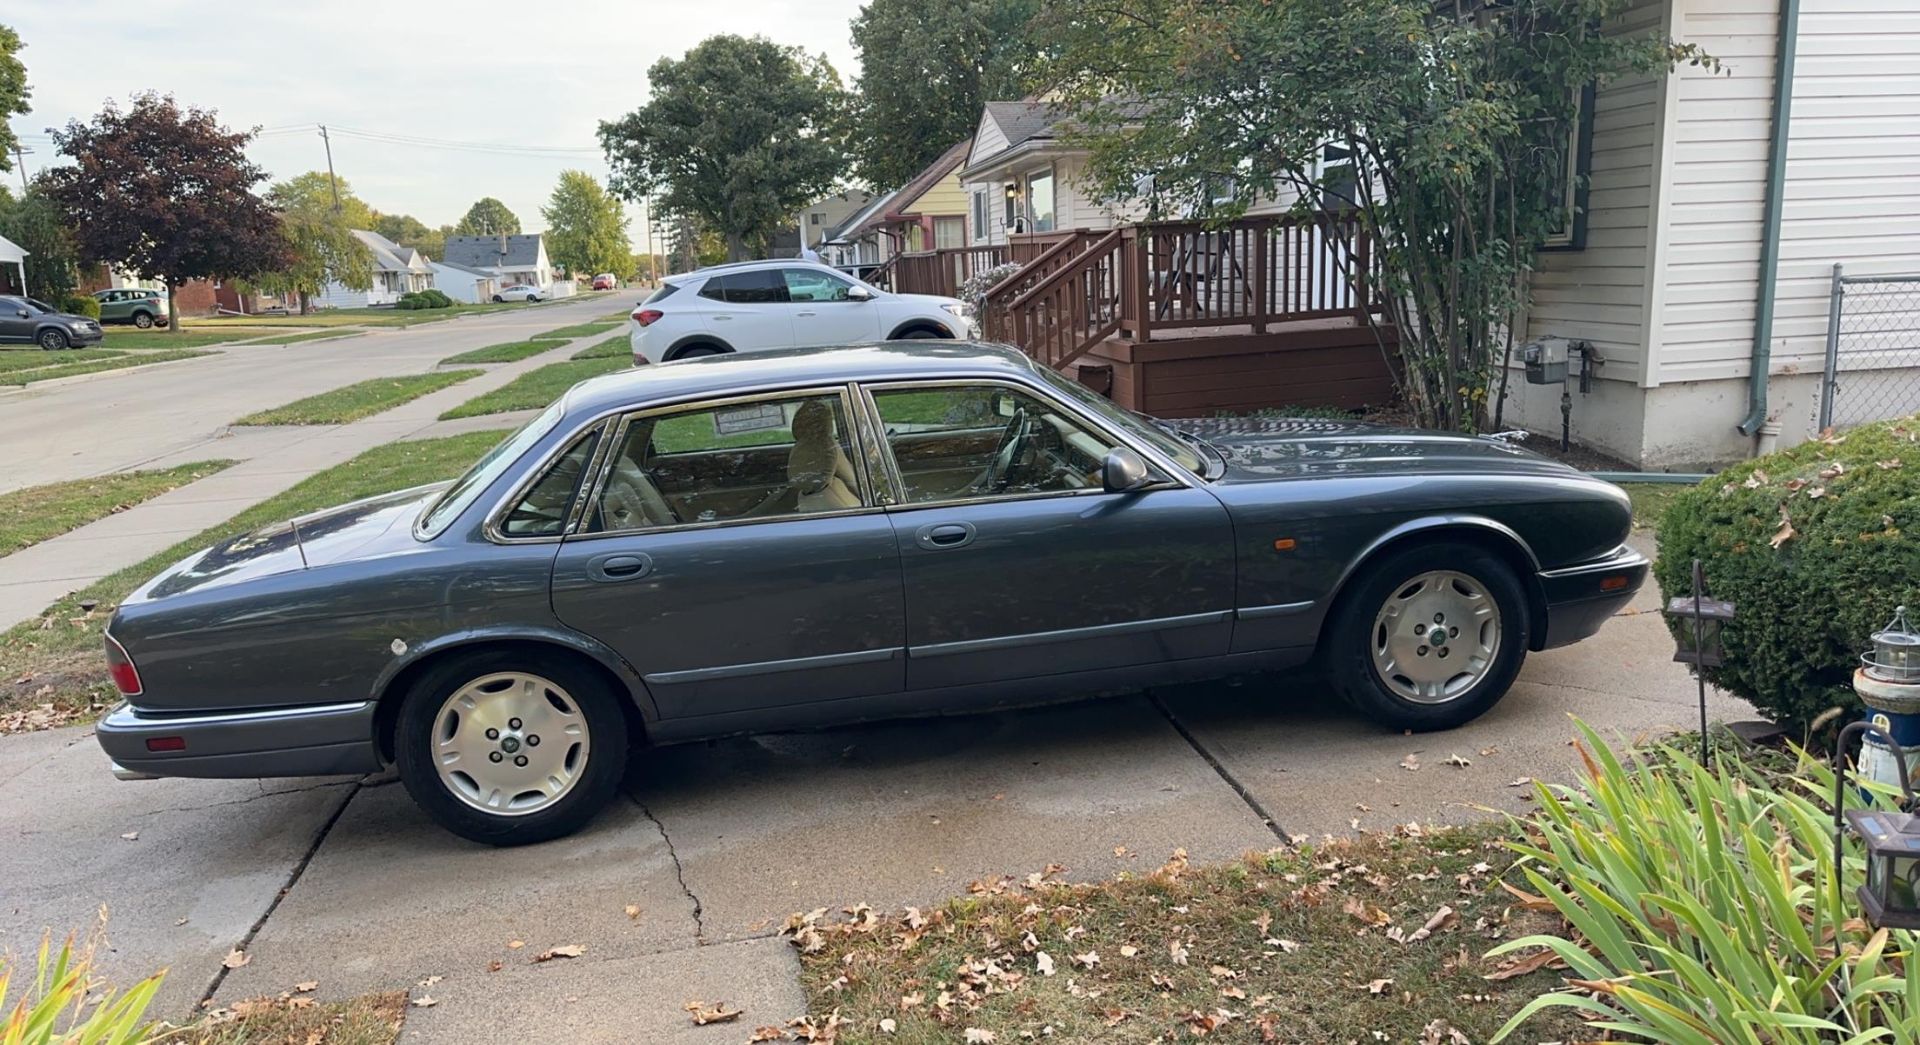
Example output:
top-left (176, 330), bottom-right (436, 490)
top-left (698, 270), bottom-right (795, 351)
top-left (548, 385), bottom-right (906, 722)
top-left (96, 291), bottom-right (124, 322)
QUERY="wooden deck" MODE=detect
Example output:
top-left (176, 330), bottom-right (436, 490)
top-left (1068, 318), bottom-right (1399, 415)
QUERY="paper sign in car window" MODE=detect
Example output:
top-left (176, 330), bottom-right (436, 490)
top-left (712, 402), bottom-right (789, 437)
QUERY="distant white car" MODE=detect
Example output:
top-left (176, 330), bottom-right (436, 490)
top-left (493, 285), bottom-right (544, 303)
top-left (627, 259), bottom-right (970, 364)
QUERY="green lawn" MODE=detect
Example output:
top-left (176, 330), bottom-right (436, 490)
top-left (0, 461), bottom-right (234, 559)
top-left (441, 339), bottom-right (569, 365)
top-left (99, 329), bottom-right (276, 350)
top-left (235, 370), bottom-right (483, 425)
top-left (439, 356), bottom-right (628, 419)
top-left (0, 348), bottom-right (125, 373)
top-left (184, 301), bottom-right (545, 330)
top-left (0, 429), bottom-right (510, 732)
top-left (534, 321), bottom-right (623, 341)
top-left (242, 329), bottom-right (366, 346)
top-left (571, 334), bottom-right (629, 360)
top-left (1, 349), bottom-right (212, 386)
top-left (597, 307), bottom-right (640, 322)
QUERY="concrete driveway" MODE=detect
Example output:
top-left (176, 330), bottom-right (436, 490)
top-left (0, 545), bottom-right (1750, 1042)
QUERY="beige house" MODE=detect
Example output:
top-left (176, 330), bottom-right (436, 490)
top-left (1504, 0), bottom-right (1920, 469)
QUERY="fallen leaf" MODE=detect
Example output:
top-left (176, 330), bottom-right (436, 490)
top-left (747, 1027), bottom-right (784, 1042)
top-left (1072, 950), bottom-right (1100, 969)
top-left (532, 944), bottom-right (585, 963)
top-left (507, 940), bottom-right (525, 950)
top-left (878, 1017), bottom-right (897, 1034)
top-left (1506, 777), bottom-right (1533, 788)
top-left (1267, 938), bottom-right (1301, 953)
top-left (293, 981), bottom-right (318, 993)
top-left (1441, 754), bottom-right (1471, 768)
top-left (1035, 951), bottom-right (1056, 976)
top-left (417, 975), bottom-right (442, 988)
top-left (486, 960), bottom-right (503, 973)
top-left (222, 950), bottom-right (250, 970)
top-left (1484, 947), bottom-right (1561, 980)
top-left (624, 904), bottom-right (642, 920)
top-left (1168, 939), bottom-right (1190, 965)
top-left (411, 995), bottom-right (437, 1008)
top-left (964, 1030), bottom-right (996, 1044)
top-left (682, 1000), bottom-right (742, 1026)
top-left (1400, 905), bottom-right (1458, 944)
top-left (1343, 897), bottom-right (1391, 928)
top-left (120, 831), bottom-right (139, 841)
top-left (1771, 507), bottom-right (1796, 549)
top-left (1119, 944), bottom-right (1139, 958)
top-left (1364, 978), bottom-right (1393, 994)
top-left (1400, 753), bottom-right (1420, 771)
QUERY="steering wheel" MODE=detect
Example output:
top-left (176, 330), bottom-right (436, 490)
top-left (981, 407), bottom-right (1034, 493)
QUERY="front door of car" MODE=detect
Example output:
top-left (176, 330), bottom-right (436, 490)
top-left (549, 386), bottom-right (905, 721)
top-left (697, 270), bottom-right (795, 351)
top-left (864, 380), bottom-right (1237, 691)
top-left (781, 268), bottom-right (880, 347)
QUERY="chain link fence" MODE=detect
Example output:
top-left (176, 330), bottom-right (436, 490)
top-left (1819, 264), bottom-right (1920, 430)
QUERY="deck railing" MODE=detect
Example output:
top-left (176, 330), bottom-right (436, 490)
top-left (992, 213), bottom-right (1376, 370)
top-left (888, 245), bottom-right (1009, 298)
top-left (980, 231), bottom-right (1093, 343)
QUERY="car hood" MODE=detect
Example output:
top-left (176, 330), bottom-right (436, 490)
top-left (1173, 417), bottom-right (1579, 483)
top-left (133, 485), bottom-right (446, 601)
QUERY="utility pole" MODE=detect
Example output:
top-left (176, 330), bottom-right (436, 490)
top-left (317, 125), bottom-right (341, 213)
top-left (11, 144), bottom-right (29, 193)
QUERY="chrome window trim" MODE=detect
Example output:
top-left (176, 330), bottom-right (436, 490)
top-left (562, 384), bottom-right (887, 544)
top-left (483, 421), bottom-right (612, 545)
top-left (856, 375), bottom-right (1200, 513)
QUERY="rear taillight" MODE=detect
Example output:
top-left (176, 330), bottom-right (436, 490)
top-left (633, 309), bottom-right (663, 327)
top-left (104, 633), bottom-right (142, 696)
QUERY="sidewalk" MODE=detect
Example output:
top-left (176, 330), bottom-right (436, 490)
top-left (0, 334), bottom-right (602, 632)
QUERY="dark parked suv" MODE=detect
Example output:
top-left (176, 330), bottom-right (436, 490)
top-left (0, 296), bottom-right (104, 350)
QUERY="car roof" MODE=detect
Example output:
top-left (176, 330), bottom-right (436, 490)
top-left (561, 342), bottom-right (1048, 419)
top-left (669, 258), bottom-right (845, 284)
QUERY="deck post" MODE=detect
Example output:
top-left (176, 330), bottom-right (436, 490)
top-left (1252, 222), bottom-right (1269, 334)
top-left (1132, 228), bottom-right (1152, 343)
top-left (1352, 222), bottom-right (1371, 322)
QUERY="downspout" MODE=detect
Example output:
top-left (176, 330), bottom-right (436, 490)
top-left (1737, 0), bottom-right (1803, 437)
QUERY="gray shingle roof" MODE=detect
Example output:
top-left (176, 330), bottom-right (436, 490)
top-left (444, 234), bottom-right (545, 269)
top-left (984, 102), bottom-right (1071, 149)
top-left (351, 229), bottom-right (430, 274)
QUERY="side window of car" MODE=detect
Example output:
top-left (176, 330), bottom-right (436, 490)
top-left (868, 384), bottom-right (1121, 503)
top-left (697, 275), bottom-right (731, 302)
top-left (584, 391), bottom-right (864, 533)
top-left (723, 269), bottom-right (787, 305)
top-left (499, 427), bottom-right (603, 538)
top-left (782, 269), bottom-right (853, 303)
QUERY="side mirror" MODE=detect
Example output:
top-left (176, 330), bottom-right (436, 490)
top-left (1102, 447), bottom-right (1156, 493)
top-left (846, 285), bottom-right (874, 302)
top-left (14, 309), bottom-right (27, 319)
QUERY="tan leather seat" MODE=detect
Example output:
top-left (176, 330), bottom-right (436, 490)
top-left (788, 401), bottom-right (860, 512)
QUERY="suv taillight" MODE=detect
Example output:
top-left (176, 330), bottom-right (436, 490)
top-left (104, 633), bottom-right (143, 697)
top-left (634, 309), bottom-right (663, 327)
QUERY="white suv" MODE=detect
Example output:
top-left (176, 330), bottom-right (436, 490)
top-left (627, 260), bottom-right (971, 364)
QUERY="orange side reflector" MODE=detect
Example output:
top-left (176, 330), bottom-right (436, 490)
top-left (1273, 538), bottom-right (1297, 552)
top-left (1600, 575), bottom-right (1629, 591)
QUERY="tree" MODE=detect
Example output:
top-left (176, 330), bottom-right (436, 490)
top-left (455, 197), bottom-right (520, 237)
top-left (372, 212), bottom-right (447, 259)
top-left (600, 35), bottom-right (847, 262)
top-left (0, 181), bottom-right (80, 300)
top-left (541, 171), bottom-right (629, 277)
top-left (0, 24), bottom-right (28, 175)
top-left (849, 0), bottom-right (1038, 189)
top-left (43, 93), bottom-right (288, 331)
top-left (1041, 0), bottom-right (1712, 431)
top-left (254, 171), bottom-right (374, 313)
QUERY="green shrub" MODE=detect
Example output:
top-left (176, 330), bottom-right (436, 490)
top-left (60, 294), bottom-right (101, 319)
top-left (394, 292), bottom-right (432, 311)
top-left (1492, 723), bottom-right (1919, 1042)
top-left (1656, 417), bottom-right (1920, 732)
top-left (420, 288), bottom-right (453, 308)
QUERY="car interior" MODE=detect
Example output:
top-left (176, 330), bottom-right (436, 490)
top-left (499, 384), bottom-right (1126, 538)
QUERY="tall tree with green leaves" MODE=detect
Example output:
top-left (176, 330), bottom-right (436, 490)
top-left (0, 181), bottom-right (80, 300)
top-left (849, 0), bottom-right (1039, 189)
top-left (43, 93), bottom-right (288, 332)
top-left (255, 171), bottom-right (373, 313)
top-left (1040, 0), bottom-right (1712, 431)
top-left (455, 197), bottom-right (520, 236)
top-left (371, 212), bottom-right (448, 259)
top-left (600, 34), bottom-right (847, 262)
top-left (0, 23), bottom-right (29, 175)
top-left (540, 170), bottom-right (629, 277)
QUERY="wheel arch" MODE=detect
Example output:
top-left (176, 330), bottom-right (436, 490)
top-left (369, 628), bottom-right (655, 763)
top-left (885, 319), bottom-right (954, 340)
top-left (1319, 516), bottom-right (1548, 653)
top-left (663, 334), bottom-right (734, 360)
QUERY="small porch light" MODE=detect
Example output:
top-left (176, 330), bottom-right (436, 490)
top-left (1866, 606), bottom-right (1920, 683)
top-left (1834, 720), bottom-right (1920, 930)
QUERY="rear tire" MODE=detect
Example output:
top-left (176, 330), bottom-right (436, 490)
top-left (37, 329), bottom-right (69, 351)
top-left (132, 312), bottom-right (155, 329)
top-left (492, 295), bottom-right (505, 303)
top-left (893, 327), bottom-right (943, 340)
top-left (671, 345), bottom-right (724, 360)
top-left (526, 294), bottom-right (539, 303)
top-left (395, 649), bottom-right (628, 846)
top-left (1324, 540), bottom-right (1529, 732)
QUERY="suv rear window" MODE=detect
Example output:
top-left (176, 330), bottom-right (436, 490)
top-left (696, 270), bottom-right (788, 305)
top-left (643, 283), bottom-right (681, 305)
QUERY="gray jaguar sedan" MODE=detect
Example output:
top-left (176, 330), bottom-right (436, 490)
top-left (96, 342), bottom-right (1645, 845)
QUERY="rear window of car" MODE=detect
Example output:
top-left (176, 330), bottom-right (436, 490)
top-left (644, 283), bottom-right (681, 305)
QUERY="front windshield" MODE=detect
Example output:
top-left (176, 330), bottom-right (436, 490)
top-left (23, 298), bottom-right (53, 315)
top-left (416, 401), bottom-right (566, 538)
top-left (1032, 367), bottom-right (1207, 476)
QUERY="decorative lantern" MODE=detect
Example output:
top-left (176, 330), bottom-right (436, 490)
top-left (1866, 606), bottom-right (1920, 683)
top-left (1834, 720), bottom-right (1920, 930)
top-left (1664, 574), bottom-right (1737, 669)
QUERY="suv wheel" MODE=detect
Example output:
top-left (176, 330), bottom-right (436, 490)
top-left (37, 328), bottom-right (70, 351)
top-left (395, 649), bottom-right (628, 845)
top-left (1324, 541), bottom-right (1529, 732)
top-left (132, 312), bottom-right (155, 329)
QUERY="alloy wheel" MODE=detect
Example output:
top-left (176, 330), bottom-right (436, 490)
top-left (431, 671), bottom-right (591, 816)
top-left (38, 329), bottom-right (68, 351)
top-left (1368, 570), bottom-right (1501, 704)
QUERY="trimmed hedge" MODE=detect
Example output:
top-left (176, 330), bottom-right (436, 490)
top-left (395, 289), bottom-right (454, 310)
top-left (62, 294), bottom-right (102, 319)
top-left (1656, 417), bottom-right (1920, 732)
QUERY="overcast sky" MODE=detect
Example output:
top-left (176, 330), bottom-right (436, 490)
top-left (5, 1), bottom-right (866, 246)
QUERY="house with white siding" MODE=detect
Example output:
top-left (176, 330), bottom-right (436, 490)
top-left (443, 234), bottom-right (554, 291)
top-left (1502, 0), bottom-right (1920, 469)
top-left (312, 229), bottom-right (432, 309)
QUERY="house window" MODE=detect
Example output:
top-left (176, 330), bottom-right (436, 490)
top-left (934, 217), bottom-right (966, 250)
top-left (810, 213), bottom-right (821, 225)
top-left (1537, 83), bottom-right (1596, 251)
top-left (1027, 168), bottom-right (1056, 233)
top-left (1315, 143), bottom-right (1358, 212)
top-left (971, 191), bottom-right (987, 241)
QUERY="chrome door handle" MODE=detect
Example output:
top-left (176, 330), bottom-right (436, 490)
top-left (914, 522), bottom-right (977, 550)
top-left (796, 311), bottom-right (817, 317)
top-left (587, 552), bottom-right (653, 582)
top-left (712, 315), bottom-right (732, 321)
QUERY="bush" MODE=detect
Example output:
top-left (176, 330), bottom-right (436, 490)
top-left (1655, 418), bottom-right (1920, 732)
top-left (957, 261), bottom-right (1024, 312)
top-left (420, 288), bottom-right (453, 308)
top-left (61, 294), bottom-right (101, 319)
top-left (1493, 723), bottom-right (1918, 1042)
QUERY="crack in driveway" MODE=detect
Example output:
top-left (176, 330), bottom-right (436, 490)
top-left (630, 792), bottom-right (706, 943)
top-left (129, 779), bottom-right (355, 820)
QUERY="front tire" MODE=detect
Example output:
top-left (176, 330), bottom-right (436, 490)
top-left (1325, 541), bottom-right (1529, 732)
top-left (395, 649), bottom-right (628, 845)
top-left (37, 329), bottom-right (69, 351)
